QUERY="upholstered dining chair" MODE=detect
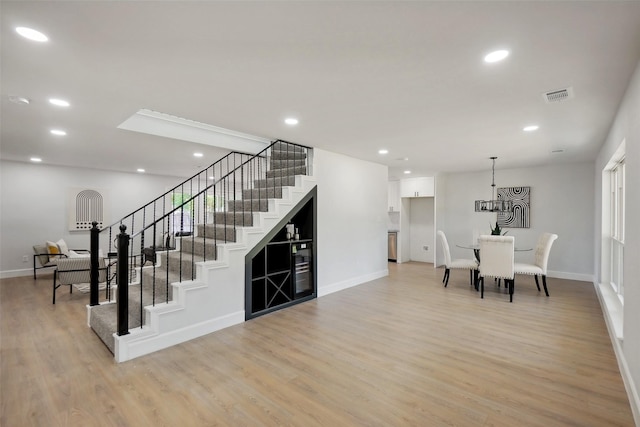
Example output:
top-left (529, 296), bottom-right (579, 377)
top-left (514, 233), bottom-right (558, 296)
top-left (478, 235), bottom-right (515, 302)
top-left (437, 230), bottom-right (478, 287)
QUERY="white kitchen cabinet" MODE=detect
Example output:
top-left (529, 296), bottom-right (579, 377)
top-left (388, 181), bottom-right (401, 211)
top-left (400, 177), bottom-right (434, 198)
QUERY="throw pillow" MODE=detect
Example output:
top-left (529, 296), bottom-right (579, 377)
top-left (33, 244), bottom-right (50, 266)
top-left (56, 239), bottom-right (70, 256)
top-left (46, 241), bottom-right (60, 255)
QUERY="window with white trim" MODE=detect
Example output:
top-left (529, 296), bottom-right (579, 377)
top-left (609, 157), bottom-right (625, 300)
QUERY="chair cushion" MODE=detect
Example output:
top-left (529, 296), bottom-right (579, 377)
top-left (450, 259), bottom-right (478, 269)
top-left (514, 262), bottom-right (542, 275)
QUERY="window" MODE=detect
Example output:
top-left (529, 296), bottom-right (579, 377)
top-left (609, 158), bottom-right (625, 300)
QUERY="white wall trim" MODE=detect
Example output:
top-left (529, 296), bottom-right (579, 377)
top-left (114, 310), bottom-right (245, 363)
top-left (594, 281), bottom-right (640, 425)
top-left (0, 268), bottom-right (33, 279)
top-left (546, 270), bottom-right (594, 283)
top-left (318, 269), bottom-right (388, 297)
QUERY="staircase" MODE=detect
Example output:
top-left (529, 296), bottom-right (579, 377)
top-left (88, 141), bottom-right (315, 361)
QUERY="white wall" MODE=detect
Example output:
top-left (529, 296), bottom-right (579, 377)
top-left (313, 149), bottom-right (388, 296)
top-left (408, 197), bottom-right (435, 263)
top-left (0, 160), bottom-right (183, 276)
top-left (435, 162), bottom-right (595, 281)
top-left (595, 59), bottom-right (640, 422)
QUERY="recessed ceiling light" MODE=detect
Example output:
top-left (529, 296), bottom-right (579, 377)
top-left (49, 98), bottom-right (70, 107)
top-left (137, 168), bottom-right (146, 173)
top-left (523, 125), bottom-right (539, 132)
top-left (8, 95), bottom-right (30, 105)
top-left (484, 49), bottom-right (509, 63)
top-left (193, 152), bottom-right (204, 158)
top-left (50, 129), bottom-right (66, 136)
top-left (30, 157), bottom-right (42, 162)
top-left (404, 170), bottom-right (412, 174)
top-left (16, 27), bottom-right (48, 42)
top-left (285, 118), bottom-right (299, 125)
top-left (378, 149), bottom-right (389, 155)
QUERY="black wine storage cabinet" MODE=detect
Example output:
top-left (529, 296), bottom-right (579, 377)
top-left (245, 188), bottom-right (316, 319)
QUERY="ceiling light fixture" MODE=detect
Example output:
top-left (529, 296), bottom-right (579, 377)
top-left (523, 125), bottom-right (539, 132)
top-left (16, 27), bottom-right (48, 42)
top-left (404, 170), bottom-right (412, 174)
top-left (378, 149), bottom-right (388, 155)
top-left (30, 157), bottom-right (42, 162)
top-left (50, 129), bottom-right (67, 136)
top-left (484, 49), bottom-right (509, 63)
top-left (284, 118), bottom-right (299, 125)
top-left (474, 156), bottom-right (513, 213)
top-left (137, 168), bottom-right (145, 173)
top-left (193, 152), bottom-right (203, 158)
top-left (49, 98), bottom-right (70, 107)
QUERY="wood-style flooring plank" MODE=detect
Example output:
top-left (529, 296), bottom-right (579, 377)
top-left (1, 263), bottom-right (634, 426)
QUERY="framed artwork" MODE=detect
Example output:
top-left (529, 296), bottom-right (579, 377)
top-left (497, 186), bottom-right (530, 228)
top-left (68, 187), bottom-right (109, 231)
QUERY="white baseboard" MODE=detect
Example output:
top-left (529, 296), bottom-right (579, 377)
top-left (114, 310), bottom-right (245, 363)
top-left (0, 268), bottom-right (32, 279)
top-left (594, 281), bottom-right (640, 426)
top-left (318, 269), bottom-right (388, 297)
top-left (547, 270), bottom-right (594, 282)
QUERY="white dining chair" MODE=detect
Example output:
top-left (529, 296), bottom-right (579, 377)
top-left (437, 230), bottom-right (478, 287)
top-left (514, 233), bottom-right (558, 296)
top-left (478, 235), bottom-right (515, 302)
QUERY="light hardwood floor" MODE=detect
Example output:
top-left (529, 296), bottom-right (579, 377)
top-left (1, 262), bottom-right (634, 426)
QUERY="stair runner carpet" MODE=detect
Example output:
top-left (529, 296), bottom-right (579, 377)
top-left (89, 142), bottom-right (307, 353)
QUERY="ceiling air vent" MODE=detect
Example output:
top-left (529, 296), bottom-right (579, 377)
top-left (543, 87), bottom-right (574, 103)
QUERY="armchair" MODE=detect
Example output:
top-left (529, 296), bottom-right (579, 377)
top-left (53, 257), bottom-right (107, 304)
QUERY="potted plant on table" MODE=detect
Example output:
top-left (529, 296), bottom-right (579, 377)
top-left (490, 221), bottom-right (508, 236)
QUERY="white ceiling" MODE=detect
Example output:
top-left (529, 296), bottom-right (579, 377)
top-left (2, 1), bottom-right (640, 180)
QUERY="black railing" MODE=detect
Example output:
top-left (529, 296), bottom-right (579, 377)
top-left (89, 140), bottom-right (310, 337)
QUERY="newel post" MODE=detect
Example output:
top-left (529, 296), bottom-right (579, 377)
top-left (89, 221), bottom-right (100, 306)
top-left (117, 224), bottom-right (130, 336)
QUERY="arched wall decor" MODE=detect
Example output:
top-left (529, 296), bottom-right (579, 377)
top-left (497, 186), bottom-right (530, 228)
top-left (68, 188), bottom-right (109, 231)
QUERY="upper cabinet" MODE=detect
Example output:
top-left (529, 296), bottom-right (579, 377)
top-left (388, 180), bottom-right (400, 211)
top-left (400, 177), bottom-right (434, 198)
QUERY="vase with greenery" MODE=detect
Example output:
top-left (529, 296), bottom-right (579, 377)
top-left (490, 221), bottom-right (507, 235)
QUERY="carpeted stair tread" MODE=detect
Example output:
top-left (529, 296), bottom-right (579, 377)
top-left (271, 150), bottom-right (307, 160)
top-left (227, 199), bottom-right (270, 213)
top-left (89, 303), bottom-right (138, 354)
top-left (211, 211), bottom-right (255, 227)
top-left (172, 236), bottom-right (217, 259)
top-left (196, 224), bottom-right (238, 242)
top-left (270, 158), bottom-right (306, 169)
top-left (242, 187), bottom-right (283, 200)
top-left (266, 165), bottom-right (306, 178)
top-left (253, 175), bottom-right (297, 188)
top-left (272, 142), bottom-right (306, 153)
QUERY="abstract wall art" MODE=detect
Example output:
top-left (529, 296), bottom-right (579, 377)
top-left (497, 186), bottom-right (530, 228)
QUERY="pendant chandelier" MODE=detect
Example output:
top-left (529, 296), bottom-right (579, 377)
top-left (474, 156), bottom-right (513, 213)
